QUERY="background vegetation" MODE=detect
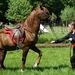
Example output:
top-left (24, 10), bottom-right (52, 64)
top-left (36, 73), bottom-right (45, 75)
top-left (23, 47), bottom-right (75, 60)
top-left (37, 26), bottom-right (69, 43)
top-left (0, 0), bottom-right (75, 24)
top-left (5, 0), bottom-right (33, 23)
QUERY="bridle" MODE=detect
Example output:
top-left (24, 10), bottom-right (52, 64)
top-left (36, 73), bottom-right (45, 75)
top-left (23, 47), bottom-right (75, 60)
top-left (41, 9), bottom-right (59, 39)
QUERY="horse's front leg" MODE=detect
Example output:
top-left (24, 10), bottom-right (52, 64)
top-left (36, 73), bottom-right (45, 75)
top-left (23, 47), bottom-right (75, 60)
top-left (30, 46), bottom-right (42, 68)
top-left (21, 47), bottom-right (29, 72)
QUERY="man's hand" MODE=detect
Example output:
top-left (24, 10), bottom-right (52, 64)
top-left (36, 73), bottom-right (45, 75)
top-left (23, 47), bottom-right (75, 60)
top-left (50, 41), bottom-right (55, 44)
top-left (68, 38), bottom-right (72, 41)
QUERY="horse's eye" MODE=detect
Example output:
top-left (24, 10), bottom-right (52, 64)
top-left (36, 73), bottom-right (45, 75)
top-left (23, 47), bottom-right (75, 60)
top-left (46, 12), bottom-right (49, 15)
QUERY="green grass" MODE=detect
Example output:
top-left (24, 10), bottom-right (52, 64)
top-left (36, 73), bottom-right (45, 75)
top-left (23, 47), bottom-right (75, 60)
top-left (0, 47), bottom-right (75, 75)
top-left (37, 26), bottom-right (70, 43)
top-left (38, 32), bottom-right (69, 43)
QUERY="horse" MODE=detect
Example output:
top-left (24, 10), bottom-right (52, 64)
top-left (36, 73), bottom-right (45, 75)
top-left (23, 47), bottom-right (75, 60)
top-left (0, 6), bottom-right (53, 72)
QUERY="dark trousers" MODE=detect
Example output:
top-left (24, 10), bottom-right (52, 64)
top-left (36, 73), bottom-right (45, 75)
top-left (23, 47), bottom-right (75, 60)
top-left (70, 47), bottom-right (75, 69)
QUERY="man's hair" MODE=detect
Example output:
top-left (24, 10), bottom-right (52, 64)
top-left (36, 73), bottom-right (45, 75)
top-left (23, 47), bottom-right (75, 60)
top-left (70, 21), bottom-right (75, 28)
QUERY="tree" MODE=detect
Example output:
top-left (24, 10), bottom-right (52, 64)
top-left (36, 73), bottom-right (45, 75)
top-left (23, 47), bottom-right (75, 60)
top-left (52, 13), bottom-right (57, 20)
top-left (0, 0), bottom-right (9, 22)
top-left (0, 0), bottom-right (75, 23)
top-left (61, 0), bottom-right (75, 7)
top-left (5, 0), bottom-right (33, 23)
top-left (30, 0), bottom-right (64, 15)
top-left (60, 6), bottom-right (75, 22)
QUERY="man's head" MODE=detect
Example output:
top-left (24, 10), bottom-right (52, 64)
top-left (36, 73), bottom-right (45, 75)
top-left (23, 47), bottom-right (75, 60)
top-left (68, 21), bottom-right (75, 31)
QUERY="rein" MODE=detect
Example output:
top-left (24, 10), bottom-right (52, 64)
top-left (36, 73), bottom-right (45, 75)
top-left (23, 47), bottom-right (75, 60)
top-left (49, 23), bottom-right (72, 58)
top-left (49, 23), bottom-right (59, 39)
top-left (70, 44), bottom-right (72, 58)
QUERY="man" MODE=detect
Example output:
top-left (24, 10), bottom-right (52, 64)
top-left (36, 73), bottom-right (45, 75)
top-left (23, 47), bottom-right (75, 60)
top-left (50, 21), bottom-right (75, 69)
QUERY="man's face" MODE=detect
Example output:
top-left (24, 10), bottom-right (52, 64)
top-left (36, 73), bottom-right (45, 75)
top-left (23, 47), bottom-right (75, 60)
top-left (68, 24), bottom-right (74, 31)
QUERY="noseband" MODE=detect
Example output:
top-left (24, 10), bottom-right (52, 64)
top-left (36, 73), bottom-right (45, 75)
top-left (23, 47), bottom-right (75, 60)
top-left (42, 10), bottom-right (50, 20)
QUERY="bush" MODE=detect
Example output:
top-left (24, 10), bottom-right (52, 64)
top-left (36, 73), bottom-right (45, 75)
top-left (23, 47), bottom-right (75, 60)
top-left (5, 0), bottom-right (33, 23)
top-left (60, 6), bottom-right (75, 22)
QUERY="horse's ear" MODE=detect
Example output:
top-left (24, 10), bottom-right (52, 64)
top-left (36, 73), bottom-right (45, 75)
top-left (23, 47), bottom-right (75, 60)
top-left (40, 5), bottom-right (43, 10)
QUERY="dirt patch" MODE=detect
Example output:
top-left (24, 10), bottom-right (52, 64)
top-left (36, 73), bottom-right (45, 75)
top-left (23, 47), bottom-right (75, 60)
top-left (36, 43), bottom-right (71, 48)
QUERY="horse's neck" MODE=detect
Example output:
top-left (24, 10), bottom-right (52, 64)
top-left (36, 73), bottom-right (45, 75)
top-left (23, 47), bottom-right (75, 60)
top-left (24, 11), bottom-right (40, 33)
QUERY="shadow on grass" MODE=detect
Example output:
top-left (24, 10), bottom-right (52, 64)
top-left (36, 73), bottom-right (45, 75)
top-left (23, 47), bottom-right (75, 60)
top-left (25, 64), bottom-right (69, 71)
top-left (5, 67), bottom-right (20, 71)
top-left (5, 64), bottom-right (69, 71)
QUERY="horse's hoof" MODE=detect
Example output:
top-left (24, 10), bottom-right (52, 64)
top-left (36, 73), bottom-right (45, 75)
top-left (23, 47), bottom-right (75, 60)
top-left (33, 63), bottom-right (38, 69)
top-left (21, 69), bottom-right (24, 72)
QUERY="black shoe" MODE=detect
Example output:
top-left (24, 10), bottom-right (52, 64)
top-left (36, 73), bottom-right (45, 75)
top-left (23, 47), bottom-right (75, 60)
top-left (71, 63), bottom-right (75, 70)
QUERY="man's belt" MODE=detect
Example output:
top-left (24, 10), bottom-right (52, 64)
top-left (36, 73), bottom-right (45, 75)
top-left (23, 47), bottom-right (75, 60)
top-left (72, 44), bottom-right (75, 48)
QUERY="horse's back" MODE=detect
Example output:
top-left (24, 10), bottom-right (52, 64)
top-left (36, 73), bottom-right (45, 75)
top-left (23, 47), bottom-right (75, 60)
top-left (0, 32), bottom-right (14, 47)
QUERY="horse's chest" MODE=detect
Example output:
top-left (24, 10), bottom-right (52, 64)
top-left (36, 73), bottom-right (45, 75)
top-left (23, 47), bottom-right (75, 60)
top-left (26, 33), bottom-right (37, 43)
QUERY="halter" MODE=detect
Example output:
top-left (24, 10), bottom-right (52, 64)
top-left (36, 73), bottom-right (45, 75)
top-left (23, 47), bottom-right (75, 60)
top-left (41, 9), bottom-right (58, 39)
top-left (42, 9), bottom-right (50, 21)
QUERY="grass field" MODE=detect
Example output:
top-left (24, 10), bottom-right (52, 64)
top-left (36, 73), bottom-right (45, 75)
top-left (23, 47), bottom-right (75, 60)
top-left (38, 32), bottom-right (69, 43)
top-left (0, 47), bottom-right (75, 75)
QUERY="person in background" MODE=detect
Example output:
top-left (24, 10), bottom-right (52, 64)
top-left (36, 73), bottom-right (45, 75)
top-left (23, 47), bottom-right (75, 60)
top-left (50, 21), bottom-right (75, 69)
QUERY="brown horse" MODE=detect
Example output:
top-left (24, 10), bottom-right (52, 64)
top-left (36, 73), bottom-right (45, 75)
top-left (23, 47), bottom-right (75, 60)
top-left (0, 6), bottom-right (53, 72)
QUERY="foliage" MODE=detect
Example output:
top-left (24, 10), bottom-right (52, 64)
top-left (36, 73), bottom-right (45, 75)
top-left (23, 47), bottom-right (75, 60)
top-left (1, 0), bottom-right (75, 23)
top-left (60, 6), bottom-right (75, 22)
top-left (52, 13), bottom-right (57, 20)
top-left (0, 0), bottom-right (9, 22)
top-left (61, 0), bottom-right (75, 7)
top-left (5, 0), bottom-right (33, 23)
top-left (29, 0), bottom-right (65, 16)
top-left (38, 31), bottom-right (69, 44)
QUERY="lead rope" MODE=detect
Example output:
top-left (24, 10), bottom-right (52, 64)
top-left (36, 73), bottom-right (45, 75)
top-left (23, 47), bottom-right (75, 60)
top-left (49, 23), bottom-right (72, 58)
top-left (48, 21), bottom-right (59, 39)
top-left (49, 25), bottom-right (59, 39)
top-left (70, 44), bottom-right (72, 58)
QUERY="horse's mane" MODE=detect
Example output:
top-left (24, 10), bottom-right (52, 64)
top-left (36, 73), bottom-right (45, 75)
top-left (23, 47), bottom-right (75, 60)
top-left (24, 9), bottom-right (38, 27)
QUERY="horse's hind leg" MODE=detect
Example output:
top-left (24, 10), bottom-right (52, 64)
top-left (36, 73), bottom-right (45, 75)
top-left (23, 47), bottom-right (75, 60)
top-left (0, 50), bottom-right (7, 70)
top-left (0, 50), bottom-right (4, 70)
top-left (2, 51), bottom-right (7, 69)
top-left (30, 46), bottom-right (42, 68)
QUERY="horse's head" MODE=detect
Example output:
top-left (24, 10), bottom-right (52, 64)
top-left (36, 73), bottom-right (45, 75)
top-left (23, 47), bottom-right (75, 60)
top-left (35, 6), bottom-right (53, 23)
